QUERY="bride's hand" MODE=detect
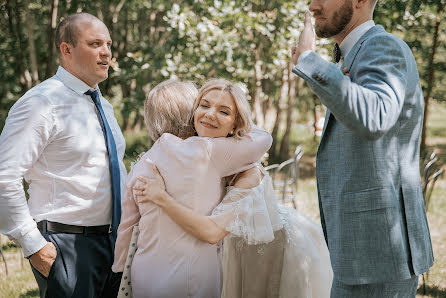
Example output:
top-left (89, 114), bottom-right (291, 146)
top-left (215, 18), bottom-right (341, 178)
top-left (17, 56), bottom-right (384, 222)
top-left (133, 164), bottom-right (167, 205)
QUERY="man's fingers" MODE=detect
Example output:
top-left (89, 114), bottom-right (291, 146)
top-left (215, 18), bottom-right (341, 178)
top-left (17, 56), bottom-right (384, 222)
top-left (304, 11), bottom-right (312, 26)
top-left (291, 46), bottom-right (297, 55)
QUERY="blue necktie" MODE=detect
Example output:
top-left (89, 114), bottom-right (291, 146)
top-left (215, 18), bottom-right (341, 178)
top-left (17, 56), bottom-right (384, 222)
top-left (85, 90), bottom-right (121, 239)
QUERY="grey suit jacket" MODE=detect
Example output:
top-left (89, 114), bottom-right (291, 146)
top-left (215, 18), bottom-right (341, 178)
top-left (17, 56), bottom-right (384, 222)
top-left (292, 25), bottom-right (433, 285)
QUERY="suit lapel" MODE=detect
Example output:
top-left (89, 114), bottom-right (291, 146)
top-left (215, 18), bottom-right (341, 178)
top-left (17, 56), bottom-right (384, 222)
top-left (343, 25), bottom-right (385, 71)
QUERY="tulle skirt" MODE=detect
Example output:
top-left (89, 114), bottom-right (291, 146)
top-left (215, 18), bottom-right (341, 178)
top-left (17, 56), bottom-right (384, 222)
top-left (211, 174), bottom-right (333, 298)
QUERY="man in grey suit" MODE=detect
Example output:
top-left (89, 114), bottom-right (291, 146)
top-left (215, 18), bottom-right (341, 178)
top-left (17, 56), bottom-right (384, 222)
top-left (291, 0), bottom-right (433, 296)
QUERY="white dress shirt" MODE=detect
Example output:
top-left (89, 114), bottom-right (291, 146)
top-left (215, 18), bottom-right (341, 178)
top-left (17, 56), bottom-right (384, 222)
top-left (0, 66), bottom-right (127, 257)
top-left (339, 20), bottom-right (375, 60)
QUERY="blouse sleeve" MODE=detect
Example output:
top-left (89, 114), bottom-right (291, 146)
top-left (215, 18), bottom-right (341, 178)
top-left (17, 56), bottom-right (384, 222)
top-left (210, 175), bottom-right (283, 245)
top-left (207, 126), bottom-right (272, 177)
top-left (112, 168), bottom-right (141, 272)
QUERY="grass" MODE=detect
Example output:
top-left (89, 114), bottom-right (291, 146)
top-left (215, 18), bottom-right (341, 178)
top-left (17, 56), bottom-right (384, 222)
top-left (418, 101), bottom-right (446, 297)
top-left (0, 242), bottom-right (39, 298)
top-left (1, 101), bottom-right (445, 297)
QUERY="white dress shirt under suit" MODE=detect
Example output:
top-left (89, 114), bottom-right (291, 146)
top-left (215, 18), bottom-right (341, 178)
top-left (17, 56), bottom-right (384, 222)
top-left (0, 66), bottom-right (126, 257)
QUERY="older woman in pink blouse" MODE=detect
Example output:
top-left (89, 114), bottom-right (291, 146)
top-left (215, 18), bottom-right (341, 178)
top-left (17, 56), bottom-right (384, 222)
top-left (112, 79), bottom-right (272, 298)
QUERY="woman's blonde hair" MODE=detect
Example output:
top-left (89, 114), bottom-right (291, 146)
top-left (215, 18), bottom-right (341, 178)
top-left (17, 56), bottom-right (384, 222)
top-left (144, 79), bottom-right (198, 141)
top-left (192, 78), bottom-right (252, 138)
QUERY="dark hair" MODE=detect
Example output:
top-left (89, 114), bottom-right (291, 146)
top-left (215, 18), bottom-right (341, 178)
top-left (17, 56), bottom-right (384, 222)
top-left (54, 13), bottom-right (101, 55)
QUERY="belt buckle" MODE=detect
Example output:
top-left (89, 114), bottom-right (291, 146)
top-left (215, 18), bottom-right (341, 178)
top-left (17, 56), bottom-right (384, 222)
top-left (108, 225), bottom-right (112, 234)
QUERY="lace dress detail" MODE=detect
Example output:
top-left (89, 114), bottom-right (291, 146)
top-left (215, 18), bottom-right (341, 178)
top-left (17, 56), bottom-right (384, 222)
top-left (211, 175), bottom-right (282, 245)
top-left (210, 172), bottom-right (333, 298)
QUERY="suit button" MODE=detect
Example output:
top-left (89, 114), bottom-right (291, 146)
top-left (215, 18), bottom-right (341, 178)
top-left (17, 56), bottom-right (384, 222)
top-left (312, 73), bottom-right (328, 86)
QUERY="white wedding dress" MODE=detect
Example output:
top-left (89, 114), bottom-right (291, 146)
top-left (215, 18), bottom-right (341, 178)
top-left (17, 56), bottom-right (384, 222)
top-left (211, 169), bottom-right (333, 298)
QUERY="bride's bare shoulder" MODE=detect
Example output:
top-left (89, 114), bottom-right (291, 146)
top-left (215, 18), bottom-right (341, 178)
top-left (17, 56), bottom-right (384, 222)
top-left (231, 167), bottom-right (263, 189)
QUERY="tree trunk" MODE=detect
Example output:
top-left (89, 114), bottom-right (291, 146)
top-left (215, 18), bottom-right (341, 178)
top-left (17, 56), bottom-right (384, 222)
top-left (24, 0), bottom-right (40, 86)
top-left (252, 46), bottom-right (265, 128)
top-left (6, 0), bottom-right (29, 92)
top-left (45, 0), bottom-right (59, 78)
top-left (121, 83), bottom-right (132, 131)
top-left (279, 65), bottom-right (303, 159)
top-left (270, 67), bottom-right (289, 161)
top-left (420, 3), bottom-right (443, 154)
top-left (111, 0), bottom-right (126, 24)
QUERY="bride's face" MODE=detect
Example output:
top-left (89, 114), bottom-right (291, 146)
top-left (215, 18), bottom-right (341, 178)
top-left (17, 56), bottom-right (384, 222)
top-left (193, 90), bottom-right (237, 138)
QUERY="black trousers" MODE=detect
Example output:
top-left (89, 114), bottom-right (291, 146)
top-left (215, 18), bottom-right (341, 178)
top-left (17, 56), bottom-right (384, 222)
top-left (30, 228), bottom-right (122, 298)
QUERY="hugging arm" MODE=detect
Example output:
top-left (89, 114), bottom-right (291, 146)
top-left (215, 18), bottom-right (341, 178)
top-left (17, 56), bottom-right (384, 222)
top-left (134, 165), bottom-right (262, 244)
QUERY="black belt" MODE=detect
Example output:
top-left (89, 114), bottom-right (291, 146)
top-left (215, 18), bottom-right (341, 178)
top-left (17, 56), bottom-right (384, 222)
top-left (37, 220), bottom-right (111, 235)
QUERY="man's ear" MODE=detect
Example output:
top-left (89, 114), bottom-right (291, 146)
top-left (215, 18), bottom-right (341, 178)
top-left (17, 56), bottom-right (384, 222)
top-left (355, 0), bottom-right (369, 9)
top-left (60, 42), bottom-right (72, 58)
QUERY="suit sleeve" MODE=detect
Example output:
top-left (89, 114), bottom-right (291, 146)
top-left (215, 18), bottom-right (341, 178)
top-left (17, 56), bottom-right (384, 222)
top-left (293, 34), bottom-right (409, 141)
top-left (207, 126), bottom-right (272, 177)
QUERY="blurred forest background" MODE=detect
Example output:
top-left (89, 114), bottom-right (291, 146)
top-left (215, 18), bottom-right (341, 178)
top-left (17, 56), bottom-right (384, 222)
top-left (0, 0), bottom-right (445, 163)
top-left (0, 0), bottom-right (445, 297)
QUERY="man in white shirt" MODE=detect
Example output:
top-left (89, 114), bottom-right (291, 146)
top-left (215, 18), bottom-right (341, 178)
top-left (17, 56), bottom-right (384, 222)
top-left (291, 0), bottom-right (433, 297)
top-left (0, 13), bottom-right (126, 297)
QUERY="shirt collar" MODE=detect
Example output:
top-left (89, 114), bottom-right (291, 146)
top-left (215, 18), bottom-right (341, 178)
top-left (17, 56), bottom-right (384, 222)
top-left (340, 20), bottom-right (375, 58)
top-left (55, 66), bottom-right (99, 96)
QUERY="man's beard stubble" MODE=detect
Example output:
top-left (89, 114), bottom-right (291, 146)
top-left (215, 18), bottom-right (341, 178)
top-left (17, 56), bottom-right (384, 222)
top-left (314, 0), bottom-right (353, 38)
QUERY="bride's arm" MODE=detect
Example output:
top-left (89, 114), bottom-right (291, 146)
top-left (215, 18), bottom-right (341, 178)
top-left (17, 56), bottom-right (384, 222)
top-left (134, 165), bottom-right (262, 245)
top-left (134, 164), bottom-right (227, 245)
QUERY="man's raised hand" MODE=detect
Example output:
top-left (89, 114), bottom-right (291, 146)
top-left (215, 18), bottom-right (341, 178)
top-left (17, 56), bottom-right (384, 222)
top-left (292, 12), bottom-right (316, 65)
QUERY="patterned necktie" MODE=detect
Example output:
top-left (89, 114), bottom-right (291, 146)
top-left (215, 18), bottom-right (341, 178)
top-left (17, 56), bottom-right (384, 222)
top-left (333, 43), bottom-right (342, 63)
top-left (85, 90), bottom-right (121, 238)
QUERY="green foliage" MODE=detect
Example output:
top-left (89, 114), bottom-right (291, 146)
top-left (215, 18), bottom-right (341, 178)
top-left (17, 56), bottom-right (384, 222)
top-left (375, 0), bottom-right (446, 102)
top-left (0, 0), bottom-right (444, 160)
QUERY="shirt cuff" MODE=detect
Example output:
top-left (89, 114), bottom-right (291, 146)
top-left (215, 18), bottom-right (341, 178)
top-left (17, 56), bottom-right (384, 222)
top-left (298, 50), bottom-right (313, 64)
top-left (17, 227), bottom-right (48, 258)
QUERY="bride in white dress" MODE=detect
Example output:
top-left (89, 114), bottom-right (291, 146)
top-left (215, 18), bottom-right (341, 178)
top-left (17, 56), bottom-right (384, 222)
top-left (138, 162), bottom-right (333, 298)
top-left (134, 81), bottom-right (333, 297)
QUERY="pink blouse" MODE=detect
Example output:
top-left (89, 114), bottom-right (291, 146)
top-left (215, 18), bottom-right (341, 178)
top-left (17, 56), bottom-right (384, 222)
top-left (112, 127), bottom-right (272, 298)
